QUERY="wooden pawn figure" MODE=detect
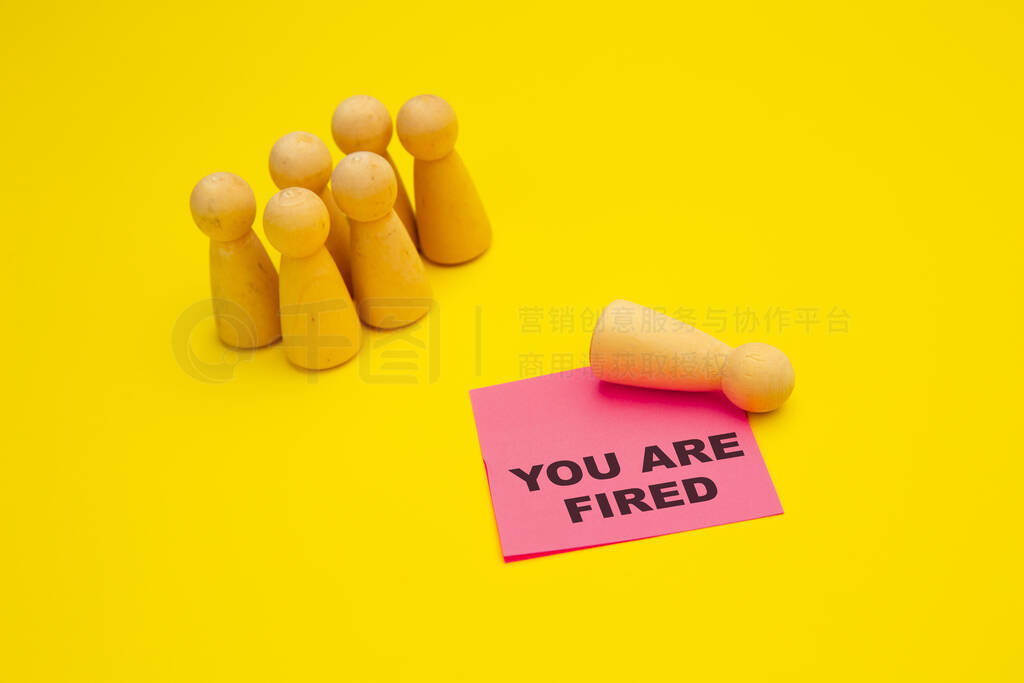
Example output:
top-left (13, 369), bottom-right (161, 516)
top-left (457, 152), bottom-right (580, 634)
top-left (331, 152), bottom-right (431, 329)
top-left (331, 95), bottom-right (418, 248)
top-left (189, 172), bottom-right (281, 348)
top-left (396, 94), bottom-right (491, 264)
top-left (269, 131), bottom-right (353, 288)
top-left (590, 300), bottom-right (795, 413)
top-left (264, 188), bottom-right (361, 370)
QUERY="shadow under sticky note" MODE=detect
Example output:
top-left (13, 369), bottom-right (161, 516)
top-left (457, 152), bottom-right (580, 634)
top-left (469, 367), bottom-right (783, 561)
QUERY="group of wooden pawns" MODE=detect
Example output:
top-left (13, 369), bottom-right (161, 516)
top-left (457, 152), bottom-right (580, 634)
top-left (190, 94), bottom-right (795, 413)
top-left (190, 94), bottom-right (490, 370)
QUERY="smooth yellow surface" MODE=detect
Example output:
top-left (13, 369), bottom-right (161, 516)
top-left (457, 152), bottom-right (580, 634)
top-left (2, 2), bottom-right (1022, 682)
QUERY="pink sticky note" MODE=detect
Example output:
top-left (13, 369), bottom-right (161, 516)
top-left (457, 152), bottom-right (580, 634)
top-left (470, 367), bottom-right (783, 561)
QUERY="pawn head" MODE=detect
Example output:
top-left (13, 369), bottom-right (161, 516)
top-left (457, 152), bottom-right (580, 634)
top-left (331, 95), bottom-right (393, 155)
top-left (190, 172), bottom-right (256, 242)
top-left (263, 187), bottom-right (330, 258)
top-left (721, 343), bottom-right (795, 413)
top-left (269, 131), bottom-right (333, 192)
top-left (396, 94), bottom-right (458, 161)
top-left (331, 151), bottom-right (397, 222)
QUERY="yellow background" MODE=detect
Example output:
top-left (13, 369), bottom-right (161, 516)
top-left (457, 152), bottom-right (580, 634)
top-left (2, 1), bottom-right (1022, 680)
